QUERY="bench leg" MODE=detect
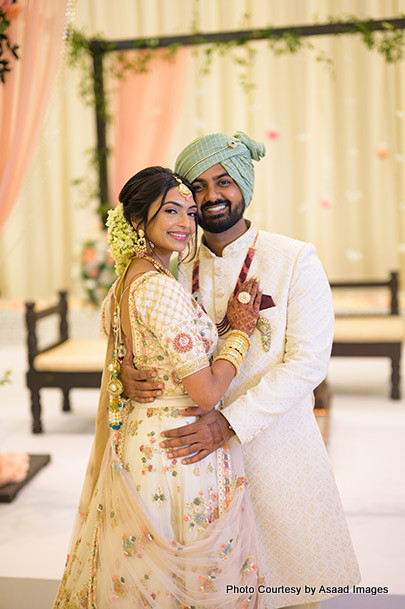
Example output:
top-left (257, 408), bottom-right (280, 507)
top-left (62, 388), bottom-right (71, 412)
top-left (30, 387), bottom-right (43, 434)
top-left (314, 379), bottom-right (332, 410)
top-left (391, 355), bottom-right (401, 400)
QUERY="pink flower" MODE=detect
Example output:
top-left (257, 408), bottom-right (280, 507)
top-left (320, 197), bottom-right (332, 208)
top-left (5, 4), bottom-right (21, 19)
top-left (376, 147), bottom-right (389, 159)
top-left (0, 452), bottom-right (30, 485)
top-left (87, 267), bottom-right (99, 278)
top-left (266, 128), bottom-right (280, 140)
top-left (0, 0), bottom-right (12, 10)
top-left (82, 247), bottom-right (97, 262)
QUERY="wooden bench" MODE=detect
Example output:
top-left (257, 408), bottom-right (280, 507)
top-left (26, 274), bottom-right (403, 435)
top-left (25, 291), bottom-right (106, 433)
top-left (330, 271), bottom-right (404, 399)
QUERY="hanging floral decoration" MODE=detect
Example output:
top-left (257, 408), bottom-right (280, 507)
top-left (106, 203), bottom-right (137, 276)
top-left (0, 0), bottom-right (21, 84)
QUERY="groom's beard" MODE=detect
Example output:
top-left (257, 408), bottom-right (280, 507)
top-left (198, 198), bottom-right (245, 233)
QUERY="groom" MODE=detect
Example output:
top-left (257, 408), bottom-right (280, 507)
top-left (121, 131), bottom-right (360, 608)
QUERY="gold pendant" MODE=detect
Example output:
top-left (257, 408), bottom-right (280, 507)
top-left (107, 377), bottom-right (124, 397)
top-left (106, 358), bottom-right (121, 374)
top-left (256, 316), bottom-right (271, 352)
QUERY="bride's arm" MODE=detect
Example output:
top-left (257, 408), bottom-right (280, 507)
top-left (182, 280), bottom-right (261, 409)
top-left (130, 274), bottom-right (261, 410)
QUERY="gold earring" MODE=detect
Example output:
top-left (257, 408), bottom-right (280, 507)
top-left (134, 228), bottom-right (147, 258)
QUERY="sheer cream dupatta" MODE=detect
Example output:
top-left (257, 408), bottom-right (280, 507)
top-left (98, 434), bottom-right (265, 608)
top-left (64, 285), bottom-right (264, 607)
top-left (68, 288), bottom-right (115, 540)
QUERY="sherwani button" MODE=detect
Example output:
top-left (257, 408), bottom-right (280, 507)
top-left (216, 287), bottom-right (225, 297)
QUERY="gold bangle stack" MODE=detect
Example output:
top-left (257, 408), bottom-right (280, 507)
top-left (213, 329), bottom-right (251, 377)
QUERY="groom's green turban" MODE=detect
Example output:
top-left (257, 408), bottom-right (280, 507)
top-left (174, 131), bottom-right (266, 207)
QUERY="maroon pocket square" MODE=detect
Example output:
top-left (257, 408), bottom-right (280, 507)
top-left (260, 294), bottom-right (275, 310)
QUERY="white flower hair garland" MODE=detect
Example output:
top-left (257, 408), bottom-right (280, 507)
top-left (106, 203), bottom-right (137, 276)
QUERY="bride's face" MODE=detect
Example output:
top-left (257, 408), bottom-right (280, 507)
top-left (145, 187), bottom-right (197, 258)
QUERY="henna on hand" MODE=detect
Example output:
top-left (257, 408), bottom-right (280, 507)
top-left (226, 277), bottom-right (262, 336)
top-left (159, 408), bottom-right (235, 465)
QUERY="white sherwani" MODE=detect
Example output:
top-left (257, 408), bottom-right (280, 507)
top-left (179, 223), bottom-right (360, 608)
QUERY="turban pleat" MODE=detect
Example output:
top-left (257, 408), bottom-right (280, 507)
top-left (174, 131), bottom-right (266, 207)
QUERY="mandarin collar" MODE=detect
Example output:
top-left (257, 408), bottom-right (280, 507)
top-left (199, 222), bottom-right (258, 259)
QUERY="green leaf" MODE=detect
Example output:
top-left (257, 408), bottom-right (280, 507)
top-left (0, 21), bottom-right (9, 35)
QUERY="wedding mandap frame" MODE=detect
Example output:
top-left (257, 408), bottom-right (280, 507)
top-left (86, 17), bottom-right (405, 212)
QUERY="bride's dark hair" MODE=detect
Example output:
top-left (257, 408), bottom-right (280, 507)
top-left (119, 166), bottom-right (198, 260)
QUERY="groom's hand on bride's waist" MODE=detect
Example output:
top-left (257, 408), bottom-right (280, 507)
top-left (159, 409), bottom-right (235, 465)
top-left (120, 338), bottom-right (164, 403)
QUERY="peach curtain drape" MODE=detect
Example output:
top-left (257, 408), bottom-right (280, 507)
top-left (0, 0), bottom-right (68, 232)
top-left (111, 47), bottom-right (191, 205)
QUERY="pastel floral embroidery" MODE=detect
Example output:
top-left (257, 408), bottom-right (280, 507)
top-left (242, 554), bottom-right (257, 573)
top-left (152, 487), bottom-right (166, 508)
top-left (139, 444), bottom-right (154, 459)
top-left (202, 338), bottom-right (212, 353)
top-left (147, 430), bottom-right (157, 444)
top-left (172, 332), bottom-right (193, 353)
top-left (112, 575), bottom-right (127, 597)
top-left (146, 406), bottom-right (181, 419)
top-left (164, 458), bottom-right (178, 477)
top-left (122, 534), bottom-right (137, 557)
top-left (219, 538), bottom-right (234, 559)
top-left (235, 476), bottom-right (247, 489)
top-left (184, 490), bottom-right (218, 531)
top-left (128, 418), bottom-right (142, 436)
top-left (112, 459), bottom-right (124, 473)
top-left (199, 573), bottom-right (217, 592)
top-left (141, 572), bottom-right (151, 587)
top-left (142, 463), bottom-right (155, 475)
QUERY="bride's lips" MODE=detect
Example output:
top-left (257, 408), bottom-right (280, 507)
top-left (168, 232), bottom-right (189, 241)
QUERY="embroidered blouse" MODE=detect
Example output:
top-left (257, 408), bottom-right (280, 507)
top-left (103, 271), bottom-right (218, 397)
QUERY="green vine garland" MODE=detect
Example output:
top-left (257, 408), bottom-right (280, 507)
top-left (0, 2), bottom-right (20, 84)
top-left (67, 14), bottom-right (405, 124)
top-left (66, 13), bottom-right (405, 304)
top-left (67, 14), bottom-right (405, 217)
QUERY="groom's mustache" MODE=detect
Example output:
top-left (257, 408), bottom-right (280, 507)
top-left (200, 199), bottom-right (230, 212)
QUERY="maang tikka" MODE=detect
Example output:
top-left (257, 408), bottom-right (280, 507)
top-left (174, 175), bottom-right (192, 199)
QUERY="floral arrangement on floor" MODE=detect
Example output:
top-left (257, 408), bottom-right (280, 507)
top-left (0, 0), bottom-right (21, 83)
top-left (79, 228), bottom-right (116, 306)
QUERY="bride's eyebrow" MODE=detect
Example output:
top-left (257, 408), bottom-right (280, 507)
top-left (163, 201), bottom-right (197, 209)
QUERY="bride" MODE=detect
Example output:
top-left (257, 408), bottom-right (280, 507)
top-left (53, 166), bottom-right (264, 608)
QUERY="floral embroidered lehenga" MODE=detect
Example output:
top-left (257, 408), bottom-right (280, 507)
top-left (53, 271), bottom-right (263, 609)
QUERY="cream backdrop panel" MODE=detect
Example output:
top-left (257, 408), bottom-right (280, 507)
top-left (0, 0), bottom-right (404, 299)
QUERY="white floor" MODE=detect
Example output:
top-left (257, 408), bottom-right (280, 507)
top-left (0, 337), bottom-right (404, 606)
